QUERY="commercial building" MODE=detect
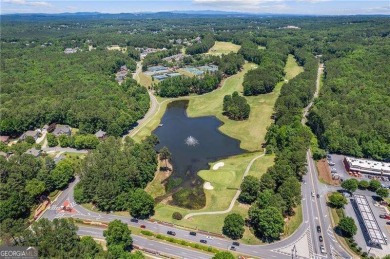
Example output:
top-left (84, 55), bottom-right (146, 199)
top-left (344, 156), bottom-right (390, 176)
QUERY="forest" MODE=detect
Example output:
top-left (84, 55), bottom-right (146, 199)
top-left (74, 136), bottom-right (158, 213)
top-left (308, 43), bottom-right (390, 160)
top-left (0, 44), bottom-right (149, 137)
top-left (0, 152), bottom-right (75, 226)
top-left (156, 73), bottom-right (222, 97)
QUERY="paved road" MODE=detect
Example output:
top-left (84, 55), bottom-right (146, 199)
top-left (39, 61), bottom-right (352, 259)
top-left (78, 225), bottom-right (212, 259)
top-left (123, 61), bottom-right (160, 139)
top-left (42, 147), bottom-right (88, 154)
top-left (184, 151), bottom-right (265, 219)
top-left (41, 174), bottom-right (312, 259)
top-left (301, 61), bottom-right (350, 259)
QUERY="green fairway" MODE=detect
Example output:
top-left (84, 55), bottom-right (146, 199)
top-left (207, 41), bottom-right (241, 56)
top-left (142, 54), bottom-right (304, 239)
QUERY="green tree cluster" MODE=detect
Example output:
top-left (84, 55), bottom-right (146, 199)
top-left (0, 45), bottom-right (149, 137)
top-left (75, 136), bottom-right (157, 212)
top-left (186, 35), bottom-right (215, 55)
top-left (223, 92), bottom-right (250, 120)
top-left (156, 73), bottom-right (221, 97)
top-left (222, 213), bottom-right (245, 240)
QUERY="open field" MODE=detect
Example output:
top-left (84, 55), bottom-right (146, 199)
top-left (137, 72), bottom-right (154, 88)
top-left (248, 154), bottom-right (275, 177)
top-left (283, 205), bottom-right (303, 237)
top-left (284, 54), bottom-right (304, 80)
top-left (106, 45), bottom-right (127, 53)
top-left (140, 54), bottom-right (304, 240)
top-left (207, 41), bottom-right (241, 56)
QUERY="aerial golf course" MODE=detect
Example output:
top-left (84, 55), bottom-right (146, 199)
top-left (133, 42), bottom-right (304, 243)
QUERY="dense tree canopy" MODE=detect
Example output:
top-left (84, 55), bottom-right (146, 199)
top-left (0, 155), bottom-right (75, 224)
top-left (75, 136), bottom-right (157, 211)
top-left (129, 189), bottom-right (155, 219)
top-left (222, 213), bottom-right (245, 240)
top-left (186, 34), bottom-right (215, 55)
top-left (308, 39), bottom-right (389, 160)
top-left (156, 73), bottom-right (221, 97)
top-left (0, 44), bottom-right (149, 137)
top-left (223, 92), bottom-right (250, 120)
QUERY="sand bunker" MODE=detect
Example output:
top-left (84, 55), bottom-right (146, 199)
top-left (212, 162), bottom-right (225, 170)
top-left (204, 182), bottom-right (214, 190)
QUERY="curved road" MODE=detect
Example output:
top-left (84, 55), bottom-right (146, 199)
top-left (39, 62), bottom-right (351, 259)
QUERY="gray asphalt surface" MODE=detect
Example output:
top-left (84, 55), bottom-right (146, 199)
top-left (78, 225), bottom-right (212, 259)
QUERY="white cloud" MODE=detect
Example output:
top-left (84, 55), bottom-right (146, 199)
top-left (3, 0), bottom-right (51, 7)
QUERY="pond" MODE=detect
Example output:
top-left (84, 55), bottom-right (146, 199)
top-left (153, 100), bottom-right (245, 209)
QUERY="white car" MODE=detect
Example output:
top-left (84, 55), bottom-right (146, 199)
top-left (320, 245), bottom-right (326, 254)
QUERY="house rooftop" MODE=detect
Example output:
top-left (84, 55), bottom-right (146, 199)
top-left (25, 148), bottom-right (41, 157)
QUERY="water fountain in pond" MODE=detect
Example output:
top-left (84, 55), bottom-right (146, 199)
top-left (185, 136), bottom-right (199, 146)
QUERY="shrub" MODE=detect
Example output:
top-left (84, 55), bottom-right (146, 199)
top-left (141, 230), bottom-right (154, 236)
top-left (172, 212), bottom-right (183, 220)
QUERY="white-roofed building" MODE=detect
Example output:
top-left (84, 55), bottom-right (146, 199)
top-left (344, 156), bottom-right (390, 175)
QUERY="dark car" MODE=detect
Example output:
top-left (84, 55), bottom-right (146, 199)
top-left (130, 218), bottom-right (138, 223)
top-left (167, 231), bottom-right (176, 236)
top-left (317, 194), bottom-right (320, 198)
top-left (230, 246), bottom-right (236, 251)
top-left (319, 236), bottom-right (323, 242)
top-left (232, 241), bottom-right (240, 246)
top-left (317, 226), bottom-right (321, 233)
top-left (140, 225), bottom-right (146, 229)
top-left (386, 222), bottom-right (390, 225)
top-left (189, 232), bottom-right (197, 236)
top-left (200, 240), bottom-right (207, 244)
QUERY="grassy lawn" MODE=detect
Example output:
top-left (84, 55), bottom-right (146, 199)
top-left (207, 41), bottom-right (241, 56)
top-left (283, 205), bottom-right (303, 237)
top-left (285, 54), bottom-right (304, 80)
top-left (137, 72), bottom-right (154, 88)
top-left (145, 159), bottom-right (172, 199)
top-left (248, 154), bottom-right (275, 177)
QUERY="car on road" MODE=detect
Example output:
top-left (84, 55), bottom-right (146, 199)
top-left (317, 226), bottom-right (321, 233)
top-left (320, 245), bottom-right (326, 254)
top-left (206, 236), bottom-right (213, 239)
top-left (167, 231), bottom-right (176, 236)
top-left (312, 192), bottom-right (315, 197)
top-left (380, 214), bottom-right (390, 219)
top-left (230, 246), bottom-right (236, 251)
top-left (200, 240), bottom-right (207, 244)
top-left (319, 236), bottom-right (323, 242)
top-left (386, 222), bottom-right (390, 225)
top-left (232, 241), bottom-right (240, 246)
top-left (317, 194), bottom-right (320, 198)
top-left (328, 161), bottom-right (335, 166)
top-left (130, 218), bottom-right (138, 223)
top-left (140, 225), bottom-right (146, 229)
top-left (189, 231), bottom-right (197, 236)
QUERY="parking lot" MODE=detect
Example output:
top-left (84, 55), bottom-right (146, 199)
top-left (329, 154), bottom-right (390, 187)
top-left (343, 192), bottom-right (390, 257)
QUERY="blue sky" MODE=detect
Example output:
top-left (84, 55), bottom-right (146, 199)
top-left (1, 0), bottom-right (389, 15)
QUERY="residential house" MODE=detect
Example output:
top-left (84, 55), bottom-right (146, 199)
top-left (20, 130), bottom-right (39, 141)
top-left (0, 136), bottom-right (10, 144)
top-left (95, 130), bottom-right (107, 139)
top-left (53, 125), bottom-right (71, 137)
top-left (25, 148), bottom-right (41, 157)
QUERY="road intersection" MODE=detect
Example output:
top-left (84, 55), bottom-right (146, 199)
top-left (39, 62), bottom-right (351, 258)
